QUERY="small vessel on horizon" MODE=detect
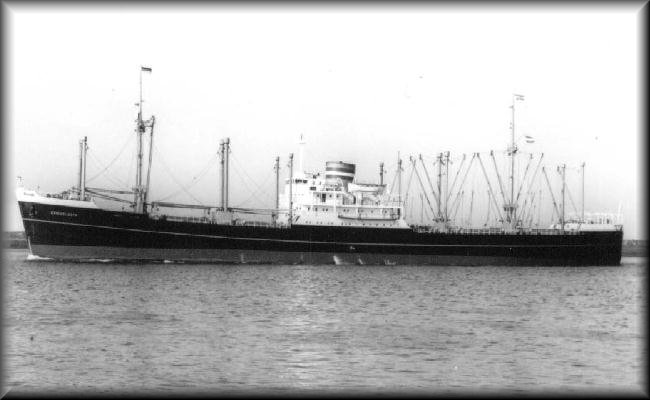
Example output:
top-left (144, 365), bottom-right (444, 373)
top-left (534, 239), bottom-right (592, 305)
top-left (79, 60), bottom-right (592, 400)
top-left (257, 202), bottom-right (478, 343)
top-left (16, 68), bottom-right (623, 265)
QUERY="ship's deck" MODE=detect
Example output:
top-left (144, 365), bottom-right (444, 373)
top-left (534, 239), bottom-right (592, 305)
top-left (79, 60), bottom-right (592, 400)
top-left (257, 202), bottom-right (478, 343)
top-left (155, 215), bottom-right (622, 236)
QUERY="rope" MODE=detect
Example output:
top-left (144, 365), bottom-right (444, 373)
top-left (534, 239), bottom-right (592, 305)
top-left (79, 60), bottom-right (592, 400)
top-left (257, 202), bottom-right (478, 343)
top-left (229, 161), bottom-right (265, 207)
top-left (157, 155), bottom-right (218, 202)
top-left (235, 168), bottom-right (276, 208)
top-left (230, 154), bottom-right (270, 195)
top-left (86, 135), bottom-right (133, 183)
top-left (126, 145), bottom-right (136, 191)
top-left (86, 151), bottom-right (132, 190)
top-left (152, 143), bottom-right (204, 205)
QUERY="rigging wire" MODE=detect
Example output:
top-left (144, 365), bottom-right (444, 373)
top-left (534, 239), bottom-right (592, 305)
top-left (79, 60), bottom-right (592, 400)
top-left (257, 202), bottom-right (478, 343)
top-left (157, 155), bottom-right (218, 202)
top-left (226, 150), bottom-right (281, 210)
top-left (86, 151), bottom-right (132, 190)
top-left (126, 142), bottom-right (136, 192)
top-left (86, 135), bottom-right (134, 183)
top-left (85, 188), bottom-right (133, 204)
top-left (228, 162), bottom-right (257, 200)
top-left (229, 161), bottom-right (272, 209)
top-left (151, 143), bottom-right (204, 205)
top-left (230, 154), bottom-right (272, 195)
top-left (227, 155), bottom-right (277, 209)
top-left (388, 165), bottom-right (398, 199)
top-left (235, 167), bottom-right (276, 208)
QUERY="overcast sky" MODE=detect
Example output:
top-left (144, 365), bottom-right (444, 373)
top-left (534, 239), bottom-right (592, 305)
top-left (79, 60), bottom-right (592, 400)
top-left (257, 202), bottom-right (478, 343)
top-left (3, 3), bottom-right (645, 238)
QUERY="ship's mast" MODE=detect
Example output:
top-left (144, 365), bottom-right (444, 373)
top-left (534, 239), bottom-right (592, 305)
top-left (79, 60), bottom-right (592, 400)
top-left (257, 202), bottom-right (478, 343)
top-left (437, 152), bottom-right (442, 221)
top-left (379, 162), bottom-right (384, 186)
top-left (444, 151), bottom-right (450, 223)
top-left (288, 153), bottom-right (294, 225)
top-left (81, 136), bottom-right (87, 201)
top-left (77, 138), bottom-right (83, 198)
top-left (581, 162), bottom-right (585, 223)
top-left (224, 137), bottom-right (230, 211)
top-left (559, 164), bottom-right (566, 231)
top-left (397, 153), bottom-right (402, 206)
top-left (135, 71), bottom-right (144, 212)
top-left (144, 117), bottom-right (155, 210)
top-left (299, 134), bottom-right (305, 173)
top-left (219, 140), bottom-right (225, 210)
top-left (134, 66), bottom-right (152, 213)
top-left (510, 95), bottom-right (515, 220)
top-left (274, 156), bottom-right (280, 226)
top-left (507, 93), bottom-right (525, 229)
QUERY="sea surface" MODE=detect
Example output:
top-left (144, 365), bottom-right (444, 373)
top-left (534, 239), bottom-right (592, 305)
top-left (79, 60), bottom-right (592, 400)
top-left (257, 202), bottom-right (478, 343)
top-left (2, 249), bottom-right (646, 395)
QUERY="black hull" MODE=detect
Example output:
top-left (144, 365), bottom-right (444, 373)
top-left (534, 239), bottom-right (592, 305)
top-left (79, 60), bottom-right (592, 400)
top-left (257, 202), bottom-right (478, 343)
top-left (18, 201), bottom-right (623, 266)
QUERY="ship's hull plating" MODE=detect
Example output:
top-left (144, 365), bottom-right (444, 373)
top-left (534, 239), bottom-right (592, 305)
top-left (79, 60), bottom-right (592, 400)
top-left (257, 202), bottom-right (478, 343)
top-left (18, 201), bottom-right (623, 266)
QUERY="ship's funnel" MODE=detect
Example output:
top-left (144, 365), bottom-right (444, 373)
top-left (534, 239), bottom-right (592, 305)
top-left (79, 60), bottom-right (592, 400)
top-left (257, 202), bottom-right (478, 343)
top-left (325, 161), bottom-right (355, 187)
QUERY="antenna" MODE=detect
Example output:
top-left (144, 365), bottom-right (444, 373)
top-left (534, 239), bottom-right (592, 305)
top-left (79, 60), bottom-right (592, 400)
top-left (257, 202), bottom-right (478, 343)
top-left (299, 134), bottom-right (306, 173)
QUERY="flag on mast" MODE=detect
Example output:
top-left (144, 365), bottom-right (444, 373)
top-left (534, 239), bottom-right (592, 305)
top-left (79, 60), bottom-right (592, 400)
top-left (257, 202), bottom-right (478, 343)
top-left (141, 66), bottom-right (152, 72)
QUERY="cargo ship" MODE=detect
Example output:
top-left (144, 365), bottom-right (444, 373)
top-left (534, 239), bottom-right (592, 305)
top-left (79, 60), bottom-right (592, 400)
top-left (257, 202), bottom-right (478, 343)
top-left (16, 68), bottom-right (623, 265)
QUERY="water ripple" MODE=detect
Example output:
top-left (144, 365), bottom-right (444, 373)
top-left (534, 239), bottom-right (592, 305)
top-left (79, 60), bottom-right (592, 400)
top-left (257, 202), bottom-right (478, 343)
top-left (3, 250), bottom-right (645, 394)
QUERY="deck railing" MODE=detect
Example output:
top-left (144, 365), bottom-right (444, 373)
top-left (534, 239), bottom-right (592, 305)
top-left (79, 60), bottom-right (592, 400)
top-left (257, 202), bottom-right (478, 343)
top-left (411, 226), bottom-right (590, 235)
top-left (152, 214), bottom-right (618, 234)
top-left (151, 214), bottom-right (288, 228)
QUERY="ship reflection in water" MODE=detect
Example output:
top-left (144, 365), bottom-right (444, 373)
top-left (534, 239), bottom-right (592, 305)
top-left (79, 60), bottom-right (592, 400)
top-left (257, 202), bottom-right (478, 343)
top-left (4, 250), bottom-right (644, 395)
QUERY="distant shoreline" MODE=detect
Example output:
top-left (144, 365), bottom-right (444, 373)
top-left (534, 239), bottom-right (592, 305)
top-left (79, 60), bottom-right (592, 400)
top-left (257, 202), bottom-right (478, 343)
top-left (4, 231), bottom-right (647, 257)
top-left (4, 231), bottom-right (27, 250)
top-left (622, 245), bottom-right (648, 257)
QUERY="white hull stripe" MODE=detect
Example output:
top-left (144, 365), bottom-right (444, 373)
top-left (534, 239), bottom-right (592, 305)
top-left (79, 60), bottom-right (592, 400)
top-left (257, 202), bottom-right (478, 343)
top-left (22, 217), bottom-right (595, 248)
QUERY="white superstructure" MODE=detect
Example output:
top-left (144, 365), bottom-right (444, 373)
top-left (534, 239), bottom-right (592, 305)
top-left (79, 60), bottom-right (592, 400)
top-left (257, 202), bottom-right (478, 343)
top-left (551, 212), bottom-right (623, 232)
top-left (278, 162), bottom-right (409, 229)
top-left (15, 187), bottom-right (99, 209)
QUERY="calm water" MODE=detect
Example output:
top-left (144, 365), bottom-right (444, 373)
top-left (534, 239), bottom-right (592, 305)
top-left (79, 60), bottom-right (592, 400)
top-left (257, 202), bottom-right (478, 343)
top-left (2, 249), bottom-right (646, 395)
